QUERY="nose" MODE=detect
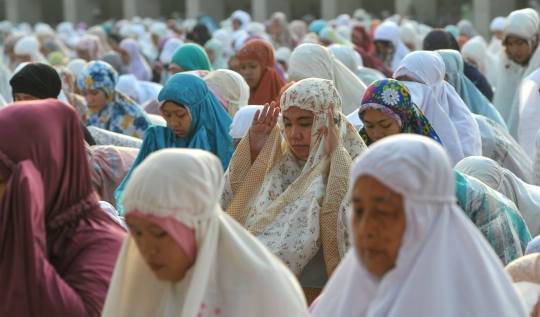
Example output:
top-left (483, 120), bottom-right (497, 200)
top-left (357, 212), bottom-right (380, 239)
top-left (139, 237), bottom-right (158, 257)
top-left (290, 126), bottom-right (303, 139)
top-left (371, 128), bottom-right (385, 140)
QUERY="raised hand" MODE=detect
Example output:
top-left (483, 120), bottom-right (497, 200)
top-left (249, 102), bottom-right (280, 162)
top-left (323, 101), bottom-right (341, 156)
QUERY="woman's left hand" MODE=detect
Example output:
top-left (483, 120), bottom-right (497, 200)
top-left (323, 101), bottom-right (341, 156)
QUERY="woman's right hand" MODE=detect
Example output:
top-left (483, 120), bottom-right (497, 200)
top-left (250, 102), bottom-right (280, 163)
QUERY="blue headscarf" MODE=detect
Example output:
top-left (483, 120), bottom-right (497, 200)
top-left (78, 61), bottom-right (151, 139)
top-left (308, 19), bottom-right (327, 34)
top-left (115, 73), bottom-right (233, 213)
top-left (170, 43), bottom-right (212, 72)
top-left (454, 170), bottom-right (531, 264)
top-left (436, 49), bottom-right (508, 131)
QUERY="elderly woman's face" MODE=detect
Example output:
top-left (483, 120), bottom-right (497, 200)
top-left (352, 175), bottom-right (405, 277)
top-left (282, 106), bottom-right (313, 159)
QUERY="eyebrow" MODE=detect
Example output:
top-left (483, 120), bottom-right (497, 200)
top-left (282, 116), bottom-right (314, 121)
top-left (364, 118), bottom-right (391, 124)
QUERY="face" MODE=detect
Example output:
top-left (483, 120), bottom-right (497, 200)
top-left (14, 93), bottom-right (39, 102)
top-left (205, 48), bottom-right (216, 63)
top-left (127, 216), bottom-right (192, 282)
top-left (119, 48), bottom-right (130, 65)
top-left (161, 101), bottom-right (192, 138)
top-left (494, 30), bottom-right (504, 40)
top-left (374, 41), bottom-right (392, 55)
top-left (506, 36), bottom-right (532, 65)
top-left (82, 89), bottom-right (108, 112)
top-left (76, 49), bottom-right (91, 61)
top-left (362, 109), bottom-right (400, 143)
top-left (351, 32), bottom-right (363, 46)
top-left (0, 172), bottom-right (8, 199)
top-left (239, 59), bottom-right (263, 90)
top-left (152, 34), bottom-right (159, 46)
top-left (169, 64), bottom-right (184, 75)
top-left (16, 55), bottom-right (31, 63)
top-left (282, 106), bottom-right (313, 159)
top-left (352, 175), bottom-right (405, 277)
top-left (232, 19), bottom-right (241, 31)
top-left (228, 56), bottom-right (239, 73)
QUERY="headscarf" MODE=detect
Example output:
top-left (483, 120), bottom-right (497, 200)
top-left (203, 69), bottom-right (249, 117)
top-left (308, 19), bottom-right (327, 34)
top-left (400, 22), bottom-right (421, 51)
top-left (0, 100), bottom-right (125, 317)
top-left (116, 74), bottom-right (162, 105)
top-left (170, 43), bottom-right (212, 72)
top-left (119, 39), bottom-right (152, 81)
top-left (100, 52), bottom-right (125, 75)
top-left (9, 63), bottom-right (61, 100)
top-left (461, 36), bottom-right (500, 87)
top-left (436, 49), bottom-right (506, 128)
top-left (290, 20), bottom-right (308, 40)
top-left (328, 44), bottom-right (385, 87)
top-left (54, 65), bottom-right (87, 120)
top-left (358, 79), bottom-right (442, 146)
top-left (159, 38), bottom-right (183, 65)
top-left (275, 46), bottom-right (292, 69)
top-left (87, 126), bottom-right (143, 148)
top-left (231, 10), bottom-right (251, 30)
top-left (212, 29), bottom-right (234, 60)
top-left (445, 25), bottom-right (459, 38)
top-left (270, 12), bottom-right (295, 49)
top-left (87, 145), bottom-right (139, 209)
top-left (520, 68), bottom-right (540, 160)
top-left (352, 24), bottom-right (373, 53)
top-left (489, 17), bottom-right (507, 56)
top-left (457, 19), bottom-right (478, 39)
top-left (319, 26), bottom-right (350, 45)
top-left (494, 8), bottom-right (540, 139)
top-left (373, 21), bottom-right (411, 71)
top-left (115, 73), bottom-right (234, 213)
top-left (394, 51), bottom-right (482, 157)
top-left (78, 61), bottom-right (151, 139)
top-left (238, 39), bottom-right (285, 105)
top-left (311, 134), bottom-right (527, 317)
top-left (204, 39), bottom-right (227, 70)
top-left (102, 149), bottom-right (309, 317)
top-left (229, 105), bottom-right (263, 139)
top-left (222, 78), bottom-right (367, 285)
top-left (66, 58), bottom-right (86, 83)
top-left (455, 156), bottom-right (540, 237)
top-left (13, 36), bottom-right (48, 63)
top-left (74, 34), bottom-right (102, 60)
top-left (288, 43), bottom-right (367, 116)
top-left (87, 25), bottom-right (113, 54)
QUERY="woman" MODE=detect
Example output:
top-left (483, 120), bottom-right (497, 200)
top-left (158, 38), bottom-right (183, 85)
top-left (310, 135), bottom-right (527, 316)
top-left (170, 43), bottom-right (212, 75)
top-left (288, 43), bottom-right (366, 116)
top-left (494, 8), bottom-right (540, 140)
top-left (328, 44), bottom-right (385, 87)
top-left (394, 51), bottom-right (482, 158)
top-left (78, 61), bottom-right (151, 139)
top-left (101, 149), bottom-right (308, 317)
top-left (351, 25), bottom-right (393, 77)
top-left (0, 100), bottom-right (126, 317)
top-left (436, 49), bottom-right (506, 129)
top-left (74, 34), bottom-right (102, 61)
top-left (270, 12), bottom-right (295, 49)
top-left (55, 65), bottom-right (88, 121)
top-left (222, 78), bottom-right (367, 303)
top-left (238, 39), bottom-right (285, 105)
top-left (203, 39), bottom-right (227, 70)
top-left (455, 156), bottom-right (540, 237)
top-left (461, 35), bottom-right (500, 88)
top-left (118, 39), bottom-right (152, 81)
top-left (203, 69), bottom-right (250, 118)
top-left (115, 73), bottom-right (234, 213)
top-left (372, 21), bottom-right (410, 71)
top-left (506, 254), bottom-right (540, 317)
top-left (87, 25), bottom-right (113, 55)
top-left (13, 36), bottom-right (48, 64)
top-left (358, 79), bottom-right (442, 146)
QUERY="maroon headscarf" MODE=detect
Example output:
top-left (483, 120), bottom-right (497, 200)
top-left (352, 25), bottom-right (374, 53)
top-left (0, 99), bottom-right (125, 317)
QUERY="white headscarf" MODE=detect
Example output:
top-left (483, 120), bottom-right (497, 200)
top-left (275, 47), bottom-right (292, 68)
top-left (455, 156), bottom-right (540, 237)
top-left (203, 69), bottom-right (249, 118)
top-left (101, 149), bottom-right (308, 317)
top-left (461, 35), bottom-right (500, 88)
top-left (373, 21), bottom-right (411, 71)
top-left (488, 17), bottom-right (506, 55)
top-left (159, 38), bottom-right (183, 65)
top-left (493, 8), bottom-right (540, 139)
top-left (474, 114), bottom-right (532, 183)
top-left (231, 10), bottom-right (251, 30)
top-left (311, 134), bottom-right (528, 317)
top-left (399, 22), bottom-right (421, 51)
top-left (229, 105), bottom-right (264, 139)
top-left (394, 51), bottom-right (482, 157)
top-left (212, 29), bottom-right (234, 60)
top-left (13, 36), bottom-right (48, 64)
top-left (116, 74), bottom-right (162, 105)
top-left (288, 43), bottom-right (367, 115)
top-left (66, 58), bottom-right (87, 83)
top-left (519, 67), bottom-right (540, 159)
top-left (327, 44), bottom-right (385, 87)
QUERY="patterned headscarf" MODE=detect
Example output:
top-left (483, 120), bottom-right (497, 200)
top-left (359, 79), bottom-right (442, 146)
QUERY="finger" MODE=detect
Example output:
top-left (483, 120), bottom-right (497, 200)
top-left (323, 125), bottom-right (328, 137)
top-left (269, 105), bottom-right (280, 127)
top-left (260, 103), bottom-right (270, 122)
top-left (264, 101), bottom-right (276, 125)
top-left (252, 109), bottom-right (261, 125)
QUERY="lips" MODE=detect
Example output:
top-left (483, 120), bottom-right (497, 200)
top-left (173, 130), bottom-right (185, 136)
top-left (292, 145), bottom-right (308, 150)
top-left (363, 248), bottom-right (385, 259)
top-left (149, 263), bottom-right (164, 272)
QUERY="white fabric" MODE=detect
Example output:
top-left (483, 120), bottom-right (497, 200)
top-left (311, 134), bottom-right (528, 317)
top-left (474, 114), bottom-right (532, 183)
top-left (461, 36), bottom-right (500, 88)
top-left (159, 38), bottom-right (183, 65)
top-left (66, 58), bottom-right (87, 83)
top-left (489, 17), bottom-right (506, 56)
top-left (399, 22), bottom-right (421, 51)
top-left (288, 43), bottom-right (367, 115)
top-left (0, 61), bottom-right (12, 102)
top-left (212, 29), bottom-right (234, 60)
top-left (275, 47), bottom-right (292, 68)
top-left (346, 109), bottom-right (363, 130)
top-left (231, 10), bottom-right (251, 30)
top-left (147, 113), bottom-right (166, 127)
top-left (116, 74), bottom-right (162, 105)
top-left (491, 17), bottom-right (507, 32)
top-left (494, 8), bottom-right (540, 140)
top-left (373, 22), bottom-right (411, 71)
top-left (102, 149), bottom-right (308, 317)
top-left (229, 105), bottom-right (263, 139)
top-left (394, 51), bottom-right (482, 157)
top-left (13, 36), bottom-right (48, 64)
top-left (455, 156), bottom-right (540, 237)
top-left (231, 30), bottom-right (248, 52)
top-left (203, 69), bottom-right (249, 118)
top-left (401, 81), bottom-right (464, 165)
top-left (328, 44), bottom-right (385, 87)
top-left (518, 67), bottom-right (540, 159)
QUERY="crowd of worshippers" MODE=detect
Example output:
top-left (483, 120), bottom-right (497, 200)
top-left (4, 6), bottom-right (540, 317)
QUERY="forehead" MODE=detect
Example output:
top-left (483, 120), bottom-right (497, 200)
top-left (126, 215), bottom-right (161, 228)
top-left (362, 109), bottom-right (392, 121)
top-left (162, 101), bottom-right (186, 111)
top-left (282, 106), bottom-right (314, 119)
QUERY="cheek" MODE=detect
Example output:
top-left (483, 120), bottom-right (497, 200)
top-left (161, 238), bottom-right (192, 281)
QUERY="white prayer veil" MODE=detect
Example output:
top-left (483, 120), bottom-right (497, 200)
top-left (311, 134), bottom-right (527, 317)
top-left (373, 21), bottom-right (411, 71)
top-left (13, 36), bottom-right (48, 64)
top-left (203, 69), bottom-right (249, 118)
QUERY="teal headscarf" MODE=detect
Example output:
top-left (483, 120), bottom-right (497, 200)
top-left (170, 43), bottom-right (212, 72)
top-left (204, 39), bottom-right (227, 70)
top-left (436, 49), bottom-right (507, 131)
top-left (444, 25), bottom-right (459, 39)
top-left (115, 73), bottom-right (233, 213)
top-left (454, 170), bottom-right (531, 264)
top-left (308, 20), bottom-right (327, 34)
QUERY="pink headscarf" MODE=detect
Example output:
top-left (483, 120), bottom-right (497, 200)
top-left (119, 39), bottom-right (153, 81)
top-left (0, 99), bottom-right (125, 316)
